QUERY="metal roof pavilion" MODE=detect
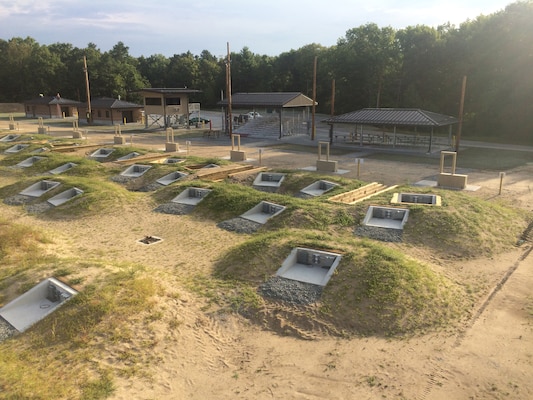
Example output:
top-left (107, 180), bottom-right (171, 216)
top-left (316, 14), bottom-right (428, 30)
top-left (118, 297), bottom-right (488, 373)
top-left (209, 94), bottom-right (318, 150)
top-left (218, 92), bottom-right (316, 108)
top-left (325, 108), bottom-right (458, 127)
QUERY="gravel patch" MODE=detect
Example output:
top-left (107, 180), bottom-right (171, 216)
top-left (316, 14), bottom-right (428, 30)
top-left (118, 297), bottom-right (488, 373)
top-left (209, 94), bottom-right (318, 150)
top-left (136, 182), bottom-right (164, 192)
top-left (355, 225), bottom-right (403, 242)
top-left (25, 202), bottom-right (54, 214)
top-left (0, 317), bottom-right (17, 343)
top-left (3, 194), bottom-right (33, 206)
top-left (217, 217), bottom-right (262, 234)
top-left (154, 202), bottom-right (196, 215)
top-left (259, 276), bottom-right (323, 305)
top-left (110, 175), bottom-right (136, 184)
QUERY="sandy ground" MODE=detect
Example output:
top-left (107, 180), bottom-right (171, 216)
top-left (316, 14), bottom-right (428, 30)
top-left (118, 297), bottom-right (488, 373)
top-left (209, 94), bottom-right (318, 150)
top-left (1, 122), bottom-right (533, 399)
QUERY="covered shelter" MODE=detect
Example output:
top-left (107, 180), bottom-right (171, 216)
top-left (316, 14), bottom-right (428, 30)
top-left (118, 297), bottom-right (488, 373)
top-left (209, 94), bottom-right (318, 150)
top-left (218, 92), bottom-right (316, 138)
top-left (136, 88), bottom-right (202, 129)
top-left (82, 97), bottom-right (143, 125)
top-left (23, 94), bottom-right (81, 119)
top-left (325, 108), bottom-right (458, 152)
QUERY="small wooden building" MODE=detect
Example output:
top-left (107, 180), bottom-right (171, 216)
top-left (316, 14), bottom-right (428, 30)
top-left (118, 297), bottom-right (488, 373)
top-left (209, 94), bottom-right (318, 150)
top-left (136, 88), bottom-right (202, 128)
top-left (24, 94), bottom-right (81, 119)
top-left (84, 97), bottom-right (144, 125)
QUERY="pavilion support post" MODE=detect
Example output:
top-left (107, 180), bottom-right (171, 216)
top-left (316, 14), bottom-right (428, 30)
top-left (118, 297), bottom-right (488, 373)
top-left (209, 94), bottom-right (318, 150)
top-left (428, 127), bottom-right (434, 153)
top-left (393, 126), bottom-right (397, 148)
top-left (279, 108), bottom-right (283, 139)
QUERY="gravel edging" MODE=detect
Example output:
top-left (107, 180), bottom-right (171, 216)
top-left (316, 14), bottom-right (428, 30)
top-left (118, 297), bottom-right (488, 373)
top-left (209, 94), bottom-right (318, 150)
top-left (259, 276), bottom-right (323, 305)
top-left (217, 217), bottom-right (262, 234)
top-left (355, 226), bottom-right (403, 242)
top-left (154, 203), bottom-right (196, 215)
top-left (0, 317), bottom-right (17, 343)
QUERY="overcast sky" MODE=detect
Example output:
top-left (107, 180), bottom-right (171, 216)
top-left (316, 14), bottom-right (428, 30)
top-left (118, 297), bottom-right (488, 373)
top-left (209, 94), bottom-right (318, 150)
top-left (0, 0), bottom-right (514, 58)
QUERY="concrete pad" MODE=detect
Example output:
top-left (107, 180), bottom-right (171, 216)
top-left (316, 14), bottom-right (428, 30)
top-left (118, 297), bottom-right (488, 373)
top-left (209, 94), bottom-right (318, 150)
top-left (300, 180), bottom-right (339, 197)
top-left (171, 187), bottom-right (212, 205)
top-left (89, 148), bottom-right (115, 159)
top-left (5, 144), bottom-right (29, 154)
top-left (0, 134), bottom-right (20, 142)
top-left (120, 164), bottom-right (152, 177)
top-left (48, 162), bottom-right (77, 175)
top-left (241, 201), bottom-right (286, 224)
top-left (0, 277), bottom-right (77, 332)
top-left (165, 142), bottom-right (179, 152)
top-left (362, 206), bottom-right (409, 229)
top-left (156, 171), bottom-right (188, 186)
top-left (19, 180), bottom-right (60, 197)
top-left (316, 159), bottom-right (338, 172)
top-left (117, 152), bottom-right (141, 161)
top-left (300, 166), bottom-right (350, 175)
top-left (47, 187), bottom-right (83, 206)
top-left (230, 150), bottom-right (247, 162)
top-left (16, 156), bottom-right (45, 168)
top-left (150, 157), bottom-right (185, 164)
top-left (414, 179), bottom-right (480, 191)
top-left (276, 247), bottom-right (342, 286)
top-left (391, 192), bottom-right (441, 206)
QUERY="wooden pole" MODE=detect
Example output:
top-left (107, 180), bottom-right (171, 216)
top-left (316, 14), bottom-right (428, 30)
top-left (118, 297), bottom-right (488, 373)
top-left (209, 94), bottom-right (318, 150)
top-left (83, 56), bottom-right (92, 125)
top-left (311, 56), bottom-right (317, 141)
top-left (226, 42), bottom-right (233, 137)
top-left (329, 79), bottom-right (335, 145)
top-left (455, 75), bottom-right (467, 153)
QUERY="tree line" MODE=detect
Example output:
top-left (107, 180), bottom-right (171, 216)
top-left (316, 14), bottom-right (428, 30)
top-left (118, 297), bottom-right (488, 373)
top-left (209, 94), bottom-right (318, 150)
top-left (0, 1), bottom-right (531, 143)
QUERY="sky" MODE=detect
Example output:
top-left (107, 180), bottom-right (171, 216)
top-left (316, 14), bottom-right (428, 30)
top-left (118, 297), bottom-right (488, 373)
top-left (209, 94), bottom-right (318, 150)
top-left (0, 0), bottom-right (515, 58)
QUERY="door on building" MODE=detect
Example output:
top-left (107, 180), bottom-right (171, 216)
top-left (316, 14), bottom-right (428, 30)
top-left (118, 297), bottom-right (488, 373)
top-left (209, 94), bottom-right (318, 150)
top-left (122, 111), bottom-right (134, 123)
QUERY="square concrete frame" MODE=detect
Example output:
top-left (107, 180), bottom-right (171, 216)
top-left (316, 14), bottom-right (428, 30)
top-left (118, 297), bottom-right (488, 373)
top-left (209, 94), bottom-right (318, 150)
top-left (0, 277), bottom-right (77, 332)
top-left (5, 144), bottom-right (29, 154)
top-left (19, 180), bottom-right (61, 197)
top-left (240, 201), bottom-right (286, 224)
top-left (362, 206), bottom-right (409, 229)
top-left (171, 187), bottom-right (212, 205)
top-left (0, 134), bottom-right (20, 142)
top-left (300, 180), bottom-right (339, 197)
top-left (47, 187), bottom-right (84, 206)
top-left (276, 247), bottom-right (342, 286)
top-left (90, 148), bottom-right (115, 159)
top-left (48, 162), bottom-right (77, 175)
top-left (120, 164), bottom-right (152, 177)
top-left (16, 156), bottom-right (45, 168)
top-left (253, 172), bottom-right (285, 189)
top-left (156, 171), bottom-right (188, 186)
top-left (391, 192), bottom-right (441, 206)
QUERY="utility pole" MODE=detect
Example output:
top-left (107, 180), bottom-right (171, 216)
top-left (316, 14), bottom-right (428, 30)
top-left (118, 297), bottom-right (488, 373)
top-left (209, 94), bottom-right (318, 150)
top-left (455, 75), bottom-right (467, 153)
top-left (226, 42), bottom-right (233, 136)
top-left (311, 56), bottom-right (317, 140)
top-left (83, 55), bottom-right (92, 125)
top-left (329, 79), bottom-right (335, 145)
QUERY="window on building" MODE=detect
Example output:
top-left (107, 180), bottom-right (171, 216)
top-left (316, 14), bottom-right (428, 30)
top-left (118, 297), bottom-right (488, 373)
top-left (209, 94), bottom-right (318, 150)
top-left (145, 97), bottom-right (162, 106)
top-left (97, 110), bottom-right (102, 117)
top-left (105, 111), bottom-right (110, 118)
top-left (166, 97), bottom-right (181, 105)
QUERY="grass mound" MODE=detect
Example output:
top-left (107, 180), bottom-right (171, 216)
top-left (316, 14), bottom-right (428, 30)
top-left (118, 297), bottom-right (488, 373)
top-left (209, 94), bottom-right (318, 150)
top-left (215, 231), bottom-right (468, 336)
top-left (351, 186), bottom-right (527, 258)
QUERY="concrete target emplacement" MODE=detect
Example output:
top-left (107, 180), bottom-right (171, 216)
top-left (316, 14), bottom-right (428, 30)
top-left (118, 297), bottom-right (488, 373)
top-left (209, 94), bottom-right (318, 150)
top-left (316, 141), bottom-right (338, 172)
top-left (230, 134), bottom-right (246, 161)
top-left (165, 127), bottom-right (179, 152)
top-left (437, 151), bottom-right (468, 189)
